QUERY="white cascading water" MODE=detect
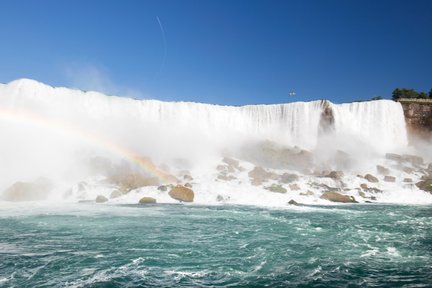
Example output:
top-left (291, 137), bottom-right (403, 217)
top-left (1, 78), bottom-right (430, 206)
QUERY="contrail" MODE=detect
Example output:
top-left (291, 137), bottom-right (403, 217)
top-left (155, 16), bottom-right (167, 79)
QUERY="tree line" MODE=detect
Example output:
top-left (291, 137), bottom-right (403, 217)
top-left (392, 88), bottom-right (432, 101)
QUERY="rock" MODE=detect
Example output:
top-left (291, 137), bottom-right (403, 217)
top-left (216, 165), bottom-right (226, 172)
top-left (279, 173), bottom-right (299, 183)
top-left (287, 199), bottom-right (298, 205)
top-left (403, 178), bottom-right (413, 183)
top-left (427, 163), bottom-right (432, 172)
top-left (110, 190), bottom-right (123, 199)
top-left (416, 180), bottom-right (432, 193)
top-left (384, 176), bottom-right (396, 182)
top-left (216, 195), bottom-right (230, 202)
top-left (183, 175), bottom-right (193, 181)
top-left (184, 183), bottom-right (193, 188)
top-left (139, 197), bottom-right (156, 204)
top-left (402, 167), bottom-right (415, 174)
top-left (360, 183), bottom-right (368, 190)
top-left (168, 185), bottom-right (195, 202)
top-left (364, 174), bottom-right (379, 183)
top-left (327, 171), bottom-right (344, 180)
top-left (222, 157), bottom-right (240, 169)
top-left (248, 166), bottom-right (276, 185)
top-left (96, 195), bottom-right (108, 203)
top-left (289, 183), bottom-right (301, 191)
top-left (386, 153), bottom-right (402, 162)
top-left (157, 185), bottom-right (168, 192)
top-left (320, 191), bottom-right (358, 203)
top-left (377, 165), bottom-right (390, 175)
top-left (402, 154), bottom-right (424, 165)
top-left (358, 191), bottom-right (366, 198)
top-left (265, 184), bottom-right (287, 193)
top-left (300, 190), bottom-right (314, 196)
top-left (111, 173), bottom-right (161, 193)
top-left (1, 178), bottom-right (53, 202)
top-left (217, 173), bottom-right (236, 181)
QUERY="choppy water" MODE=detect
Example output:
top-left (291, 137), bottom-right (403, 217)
top-left (0, 203), bottom-right (431, 287)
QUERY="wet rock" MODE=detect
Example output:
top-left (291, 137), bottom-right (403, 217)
top-left (377, 165), bottom-right (390, 175)
top-left (1, 178), bottom-right (53, 202)
top-left (358, 191), bottom-right (366, 198)
top-left (139, 197), bottom-right (156, 204)
top-left (384, 176), bottom-right (396, 182)
top-left (279, 173), bottom-right (299, 183)
top-left (222, 157), bottom-right (240, 169)
top-left (360, 183), bottom-right (368, 190)
top-left (216, 195), bottom-right (230, 202)
top-left (327, 171), bottom-right (344, 180)
top-left (289, 183), bottom-right (301, 191)
top-left (265, 184), bottom-right (287, 193)
top-left (248, 166), bottom-right (277, 185)
top-left (320, 191), bottom-right (357, 203)
top-left (402, 154), bottom-right (424, 165)
top-left (403, 178), bottom-right (413, 183)
top-left (402, 167), bottom-right (415, 174)
top-left (183, 175), bottom-right (193, 181)
top-left (416, 180), bottom-right (432, 193)
top-left (110, 190), bottom-right (123, 199)
top-left (300, 190), bottom-right (314, 196)
top-left (217, 173), bottom-right (236, 181)
top-left (168, 185), bottom-right (194, 202)
top-left (96, 195), bottom-right (108, 203)
top-left (385, 153), bottom-right (402, 162)
top-left (364, 174), bottom-right (379, 183)
top-left (157, 185), bottom-right (168, 192)
top-left (111, 173), bottom-right (161, 193)
top-left (184, 183), bottom-right (193, 188)
top-left (287, 199), bottom-right (298, 205)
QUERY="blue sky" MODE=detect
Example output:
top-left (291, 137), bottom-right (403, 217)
top-left (0, 0), bottom-right (431, 105)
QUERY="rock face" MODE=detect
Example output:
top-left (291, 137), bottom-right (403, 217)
top-left (168, 185), bottom-right (194, 202)
top-left (96, 195), bottom-right (108, 203)
top-left (1, 178), bottom-right (53, 202)
top-left (416, 180), bottom-right (432, 193)
top-left (139, 197), bottom-right (157, 204)
top-left (399, 100), bottom-right (432, 138)
top-left (320, 191), bottom-right (357, 203)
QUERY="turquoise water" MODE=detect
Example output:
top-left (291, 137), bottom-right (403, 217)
top-left (0, 203), bottom-right (431, 287)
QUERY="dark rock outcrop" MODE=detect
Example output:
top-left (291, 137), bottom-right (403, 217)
top-left (416, 180), bottom-right (432, 193)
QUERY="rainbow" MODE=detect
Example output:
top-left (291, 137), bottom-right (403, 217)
top-left (0, 106), bottom-right (177, 184)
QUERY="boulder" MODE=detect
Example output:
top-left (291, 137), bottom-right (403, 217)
top-left (416, 180), bottom-right (432, 193)
top-left (96, 195), bottom-right (108, 203)
top-left (248, 166), bottom-right (277, 185)
top-left (184, 183), bottom-right (193, 188)
top-left (139, 197), bottom-right (157, 204)
top-left (300, 190), bottom-right (314, 196)
top-left (360, 183), bottom-right (368, 190)
top-left (279, 173), bottom-right (299, 183)
top-left (402, 167), bottom-right (415, 174)
top-left (1, 178), bottom-right (53, 202)
top-left (377, 165), bottom-right (390, 175)
top-left (384, 176), bottom-right (396, 182)
top-left (168, 185), bottom-right (195, 202)
top-left (402, 154), bottom-right (424, 165)
top-left (216, 195), bottom-right (230, 202)
top-left (403, 178), bottom-right (413, 183)
top-left (110, 190), bottom-right (123, 199)
top-left (364, 174), bottom-right (379, 183)
top-left (320, 191), bottom-right (358, 203)
top-left (287, 199), bottom-right (298, 205)
top-left (217, 173), bottom-right (236, 181)
top-left (111, 173), bottom-right (161, 193)
top-left (157, 185), bottom-right (168, 192)
top-left (265, 184), bottom-right (287, 193)
top-left (289, 183), bottom-right (301, 191)
top-left (327, 171), bottom-right (344, 180)
top-left (385, 153), bottom-right (402, 162)
top-left (183, 174), bottom-right (193, 181)
top-left (222, 157), bottom-right (240, 169)
top-left (358, 191), bottom-right (366, 198)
